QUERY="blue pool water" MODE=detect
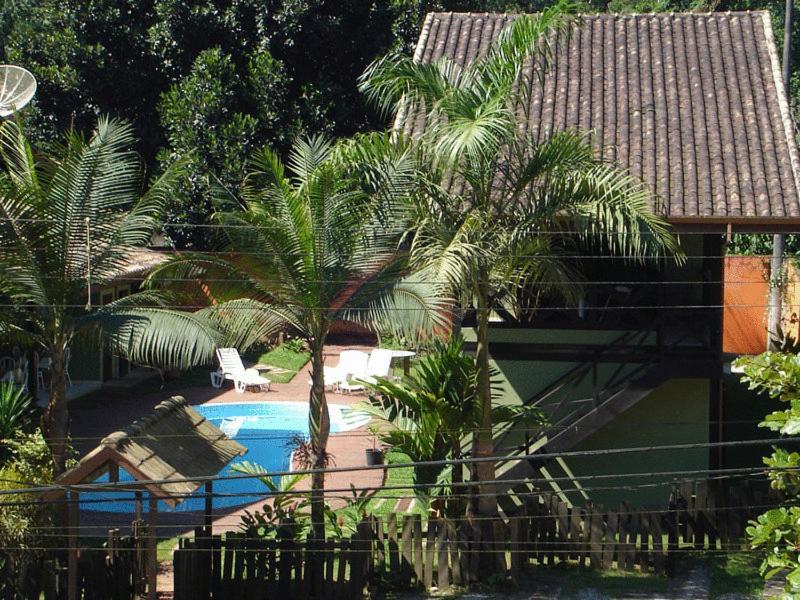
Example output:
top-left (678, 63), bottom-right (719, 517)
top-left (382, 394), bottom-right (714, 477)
top-left (80, 402), bottom-right (369, 513)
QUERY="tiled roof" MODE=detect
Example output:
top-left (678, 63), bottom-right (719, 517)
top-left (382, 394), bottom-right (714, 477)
top-left (109, 248), bottom-right (170, 281)
top-left (408, 12), bottom-right (800, 225)
top-left (54, 396), bottom-right (246, 506)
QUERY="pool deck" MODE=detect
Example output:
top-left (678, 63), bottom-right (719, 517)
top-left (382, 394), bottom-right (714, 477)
top-left (69, 343), bottom-right (388, 536)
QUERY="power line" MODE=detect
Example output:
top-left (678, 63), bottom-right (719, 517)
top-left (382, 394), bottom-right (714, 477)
top-left (0, 302), bottom-right (782, 311)
top-left (13, 275), bottom-right (786, 286)
top-left (12, 465), bottom-right (781, 510)
top-left (3, 216), bottom-right (798, 236)
top-left (27, 417), bottom-right (774, 445)
top-left (4, 436), bottom-right (797, 498)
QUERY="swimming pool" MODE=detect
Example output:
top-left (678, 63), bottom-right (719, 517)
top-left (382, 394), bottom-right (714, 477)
top-left (81, 401), bottom-right (370, 513)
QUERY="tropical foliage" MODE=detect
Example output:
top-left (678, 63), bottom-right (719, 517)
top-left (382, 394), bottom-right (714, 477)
top-left (0, 118), bottom-right (221, 473)
top-left (360, 335), bottom-right (543, 514)
top-left (0, 429), bottom-right (70, 596)
top-left (0, 384), bottom-right (36, 449)
top-left (149, 133), bottom-right (449, 538)
top-left (359, 2), bottom-right (680, 515)
top-left (735, 352), bottom-right (800, 596)
top-left (3, 0), bottom-right (795, 248)
top-left (233, 461), bottom-right (311, 540)
top-left (233, 462), bottom-right (371, 540)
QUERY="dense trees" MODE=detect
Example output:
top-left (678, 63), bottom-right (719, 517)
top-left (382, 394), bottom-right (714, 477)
top-left (0, 119), bottom-right (221, 473)
top-left (3, 0), bottom-right (796, 249)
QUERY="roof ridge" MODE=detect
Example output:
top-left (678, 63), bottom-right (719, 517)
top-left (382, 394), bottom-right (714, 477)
top-left (101, 395), bottom-right (187, 446)
top-left (426, 10), bottom-right (768, 18)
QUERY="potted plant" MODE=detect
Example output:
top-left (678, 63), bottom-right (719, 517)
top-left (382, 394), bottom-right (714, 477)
top-left (365, 425), bottom-right (383, 466)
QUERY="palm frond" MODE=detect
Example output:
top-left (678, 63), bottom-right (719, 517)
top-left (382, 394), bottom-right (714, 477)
top-left (339, 274), bottom-right (452, 346)
top-left (196, 299), bottom-right (292, 351)
top-left (475, 2), bottom-right (577, 99)
top-left (82, 308), bottom-right (221, 370)
top-left (535, 164), bottom-right (681, 260)
top-left (358, 53), bottom-right (458, 118)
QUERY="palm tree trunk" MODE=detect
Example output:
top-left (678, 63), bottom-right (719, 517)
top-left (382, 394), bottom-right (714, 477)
top-left (472, 282), bottom-right (496, 517)
top-left (450, 439), bottom-right (465, 516)
top-left (41, 343), bottom-right (68, 475)
top-left (308, 339), bottom-right (331, 542)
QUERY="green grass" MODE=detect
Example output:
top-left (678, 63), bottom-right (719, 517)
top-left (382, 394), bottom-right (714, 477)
top-left (364, 450), bottom-right (424, 517)
top-left (157, 536), bottom-right (179, 562)
top-left (546, 565), bottom-right (670, 597)
top-left (708, 552), bottom-right (764, 599)
top-left (252, 344), bottom-right (311, 384)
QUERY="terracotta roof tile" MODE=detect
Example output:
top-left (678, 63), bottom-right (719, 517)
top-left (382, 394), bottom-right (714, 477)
top-left (409, 12), bottom-right (800, 224)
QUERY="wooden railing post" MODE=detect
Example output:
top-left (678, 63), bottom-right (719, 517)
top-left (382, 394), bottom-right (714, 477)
top-left (146, 496), bottom-right (158, 600)
top-left (67, 490), bottom-right (78, 600)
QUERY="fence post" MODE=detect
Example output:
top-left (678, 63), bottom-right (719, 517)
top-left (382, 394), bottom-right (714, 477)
top-left (424, 518), bottom-right (437, 589)
top-left (400, 515), bottom-right (414, 585)
top-left (436, 518), bottom-right (449, 589)
top-left (413, 514), bottom-right (424, 584)
top-left (146, 496), bottom-right (158, 600)
top-left (67, 490), bottom-right (78, 600)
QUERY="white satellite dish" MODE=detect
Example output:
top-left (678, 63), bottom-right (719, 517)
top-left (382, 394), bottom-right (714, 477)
top-left (0, 65), bottom-right (36, 118)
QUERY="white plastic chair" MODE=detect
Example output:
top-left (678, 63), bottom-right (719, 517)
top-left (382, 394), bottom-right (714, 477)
top-left (33, 351), bottom-right (69, 392)
top-left (340, 348), bottom-right (394, 393)
top-left (1, 356), bottom-right (29, 392)
top-left (211, 348), bottom-right (271, 393)
top-left (35, 352), bottom-right (50, 394)
top-left (309, 350), bottom-right (369, 391)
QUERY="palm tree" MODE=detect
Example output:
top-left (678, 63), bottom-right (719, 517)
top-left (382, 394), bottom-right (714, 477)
top-left (360, 335), bottom-right (542, 515)
top-left (149, 133), bottom-right (448, 539)
top-left (359, 3), bottom-right (681, 516)
top-left (0, 118), bottom-right (221, 473)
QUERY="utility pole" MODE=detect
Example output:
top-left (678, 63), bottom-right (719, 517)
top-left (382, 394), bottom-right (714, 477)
top-left (769, 0), bottom-right (794, 350)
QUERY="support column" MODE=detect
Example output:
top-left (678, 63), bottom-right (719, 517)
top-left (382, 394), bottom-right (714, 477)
top-left (703, 234), bottom-right (725, 470)
top-left (204, 481), bottom-right (213, 531)
top-left (67, 490), bottom-right (79, 600)
top-left (147, 496), bottom-right (158, 600)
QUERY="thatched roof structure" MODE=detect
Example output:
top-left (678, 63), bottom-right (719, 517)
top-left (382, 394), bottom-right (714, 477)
top-left (53, 396), bottom-right (246, 507)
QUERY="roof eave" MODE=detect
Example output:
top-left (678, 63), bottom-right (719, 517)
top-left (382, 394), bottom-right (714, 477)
top-left (669, 215), bottom-right (800, 233)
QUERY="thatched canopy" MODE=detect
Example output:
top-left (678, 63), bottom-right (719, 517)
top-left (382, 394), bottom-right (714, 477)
top-left (52, 396), bottom-right (246, 507)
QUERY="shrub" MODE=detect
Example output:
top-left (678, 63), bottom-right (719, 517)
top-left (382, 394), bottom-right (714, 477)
top-left (0, 429), bottom-right (69, 596)
top-left (736, 352), bottom-right (800, 595)
top-left (0, 383), bottom-right (35, 446)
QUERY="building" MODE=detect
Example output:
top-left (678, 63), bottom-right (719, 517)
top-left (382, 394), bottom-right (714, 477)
top-left (58, 249), bottom-right (169, 396)
top-left (408, 11), bottom-right (800, 508)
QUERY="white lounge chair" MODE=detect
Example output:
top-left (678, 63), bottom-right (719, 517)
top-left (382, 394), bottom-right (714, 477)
top-left (339, 348), bottom-right (395, 393)
top-left (210, 348), bottom-right (271, 393)
top-left (309, 350), bottom-right (369, 391)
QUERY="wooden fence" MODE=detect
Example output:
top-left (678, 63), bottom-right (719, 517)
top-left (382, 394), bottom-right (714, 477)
top-left (172, 478), bottom-right (766, 598)
top-left (173, 522), bottom-right (375, 600)
top-left (0, 478), bottom-right (763, 599)
top-left (0, 524), bottom-right (148, 600)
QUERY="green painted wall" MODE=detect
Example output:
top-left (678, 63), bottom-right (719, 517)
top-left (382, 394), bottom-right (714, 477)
top-left (461, 326), bottom-right (712, 509)
top-left (567, 379), bottom-right (710, 508)
top-left (491, 359), bottom-right (579, 406)
top-left (462, 327), bottom-right (656, 346)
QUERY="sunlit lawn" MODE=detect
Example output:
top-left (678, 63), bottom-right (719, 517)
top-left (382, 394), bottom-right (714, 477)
top-left (252, 344), bottom-right (311, 383)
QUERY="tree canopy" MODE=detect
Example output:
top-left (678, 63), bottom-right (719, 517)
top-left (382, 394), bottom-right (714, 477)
top-left (3, 0), bottom-right (796, 249)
